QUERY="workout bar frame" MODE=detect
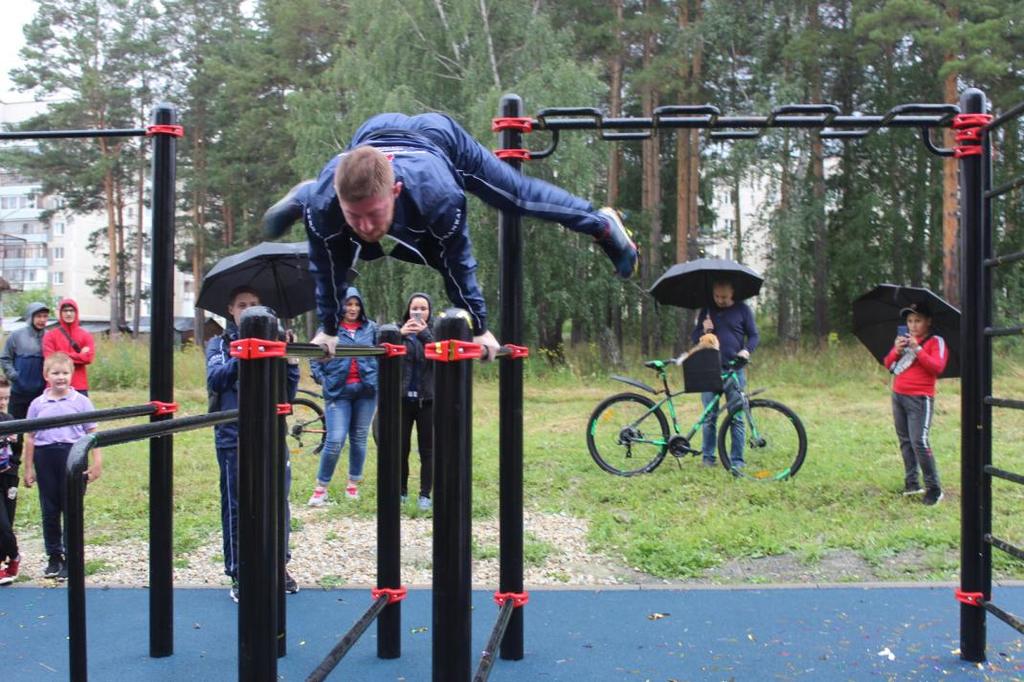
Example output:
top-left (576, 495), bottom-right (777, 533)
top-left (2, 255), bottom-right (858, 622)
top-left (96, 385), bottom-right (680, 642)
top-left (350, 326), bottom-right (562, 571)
top-left (64, 409), bottom-right (237, 682)
top-left (959, 90), bottom-right (1024, 661)
top-left (0, 401), bottom-right (165, 435)
top-left (305, 325), bottom-right (405, 682)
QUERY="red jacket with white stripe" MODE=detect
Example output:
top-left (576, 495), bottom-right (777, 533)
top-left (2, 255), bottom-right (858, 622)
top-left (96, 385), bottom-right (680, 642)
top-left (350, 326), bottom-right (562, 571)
top-left (884, 334), bottom-right (948, 397)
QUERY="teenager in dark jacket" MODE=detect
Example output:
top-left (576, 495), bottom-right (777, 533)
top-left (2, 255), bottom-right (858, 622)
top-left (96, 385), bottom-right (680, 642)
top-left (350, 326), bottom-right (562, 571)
top-left (0, 302), bottom-right (50, 419)
top-left (42, 299), bottom-right (95, 395)
top-left (307, 287), bottom-right (378, 505)
top-left (262, 112), bottom-right (638, 361)
top-left (398, 292), bottom-right (434, 511)
top-left (205, 286), bottom-right (300, 601)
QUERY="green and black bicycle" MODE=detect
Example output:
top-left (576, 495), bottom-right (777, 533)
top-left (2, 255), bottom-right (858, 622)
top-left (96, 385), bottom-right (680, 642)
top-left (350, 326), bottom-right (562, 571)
top-left (586, 355), bottom-right (807, 480)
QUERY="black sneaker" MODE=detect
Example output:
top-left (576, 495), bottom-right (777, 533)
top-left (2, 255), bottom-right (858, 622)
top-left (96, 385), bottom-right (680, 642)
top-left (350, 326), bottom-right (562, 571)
top-left (44, 554), bottom-right (63, 579)
top-left (902, 484), bottom-right (924, 496)
top-left (285, 571), bottom-right (300, 595)
top-left (57, 562), bottom-right (68, 581)
top-left (923, 488), bottom-right (944, 506)
top-left (229, 581), bottom-right (239, 603)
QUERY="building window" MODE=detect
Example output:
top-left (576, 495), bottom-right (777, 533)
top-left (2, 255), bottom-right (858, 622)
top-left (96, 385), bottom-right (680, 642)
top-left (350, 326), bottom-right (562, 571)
top-left (127, 206), bottom-right (135, 218)
top-left (26, 269), bottom-right (37, 283)
top-left (53, 271), bottom-right (64, 285)
top-left (53, 221), bottom-right (65, 236)
top-left (183, 280), bottom-right (192, 294)
top-left (21, 223), bottom-right (30, 234)
top-left (53, 246), bottom-right (65, 261)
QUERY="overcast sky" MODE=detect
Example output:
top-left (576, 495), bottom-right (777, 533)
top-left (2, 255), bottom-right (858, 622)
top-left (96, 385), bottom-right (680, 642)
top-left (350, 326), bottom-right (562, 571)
top-left (1, 1), bottom-right (38, 101)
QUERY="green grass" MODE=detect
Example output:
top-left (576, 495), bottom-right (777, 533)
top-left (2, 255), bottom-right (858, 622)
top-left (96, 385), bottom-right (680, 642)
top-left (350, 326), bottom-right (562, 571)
top-left (14, 341), bottom-right (1024, 582)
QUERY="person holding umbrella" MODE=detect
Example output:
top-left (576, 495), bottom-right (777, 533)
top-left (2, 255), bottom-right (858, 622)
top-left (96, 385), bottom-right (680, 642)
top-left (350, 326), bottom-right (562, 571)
top-left (205, 285), bottom-right (302, 601)
top-left (883, 302), bottom-right (948, 505)
top-left (690, 279), bottom-right (760, 468)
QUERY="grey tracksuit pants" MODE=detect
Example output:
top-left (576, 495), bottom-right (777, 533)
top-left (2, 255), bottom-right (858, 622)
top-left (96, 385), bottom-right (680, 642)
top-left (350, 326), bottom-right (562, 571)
top-left (891, 392), bottom-right (941, 491)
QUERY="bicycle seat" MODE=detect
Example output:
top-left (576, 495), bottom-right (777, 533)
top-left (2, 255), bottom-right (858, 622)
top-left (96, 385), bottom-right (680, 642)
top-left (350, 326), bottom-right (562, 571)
top-left (644, 360), bottom-right (665, 370)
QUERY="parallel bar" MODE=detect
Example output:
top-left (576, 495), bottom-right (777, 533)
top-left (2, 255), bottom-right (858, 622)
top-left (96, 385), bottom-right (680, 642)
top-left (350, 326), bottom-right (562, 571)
top-left (285, 342), bottom-right (384, 359)
top-left (66, 436), bottom-right (95, 682)
top-left (985, 534), bottom-right (1024, 561)
top-left (0, 403), bottom-right (155, 435)
top-left (985, 101), bottom-right (1024, 131)
top-left (984, 602), bottom-right (1024, 636)
top-left (984, 250), bottom-right (1024, 268)
top-left (473, 601), bottom-right (516, 682)
top-left (958, 87), bottom-right (990, 664)
top-left (376, 325), bottom-right (403, 659)
top-left (984, 465), bottom-right (1024, 486)
top-left (149, 103), bottom-right (178, 659)
top-left (0, 128), bottom-right (147, 140)
top-left (985, 325), bottom-right (1024, 337)
top-left (433, 313), bottom-right (474, 682)
top-left (497, 94), bottom-right (525, 664)
top-left (985, 173), bottom-right (1024, 200)
top-left (306, 596), bottom-right (390, 682)
top-left (92, 411), bottom-right (238, 448)
top-left (237, 308), bottom-right (280, 682)
top-left (985, 397), bottom-right (1024, 410)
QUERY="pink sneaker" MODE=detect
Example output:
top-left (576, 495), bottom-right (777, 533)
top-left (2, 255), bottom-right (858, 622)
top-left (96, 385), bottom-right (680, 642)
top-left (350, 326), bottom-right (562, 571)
top-left (345, 483), bottom-right (359, 500)
top-left (307, 485), bottom-right (328, 507)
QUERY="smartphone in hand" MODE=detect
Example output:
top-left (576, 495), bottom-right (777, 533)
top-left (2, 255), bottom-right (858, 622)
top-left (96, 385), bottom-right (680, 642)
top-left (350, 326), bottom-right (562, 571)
top-left (897, 324), bottom-right (909, 337)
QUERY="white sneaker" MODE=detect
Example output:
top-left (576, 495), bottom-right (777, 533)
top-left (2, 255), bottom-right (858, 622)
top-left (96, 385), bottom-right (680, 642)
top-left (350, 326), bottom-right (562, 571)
top-left (345, 483), bottom-right (359, 500)
top-left (308, 485), bottom-right (328, 507)
top-left (418, 496), bottom-right (432, 511)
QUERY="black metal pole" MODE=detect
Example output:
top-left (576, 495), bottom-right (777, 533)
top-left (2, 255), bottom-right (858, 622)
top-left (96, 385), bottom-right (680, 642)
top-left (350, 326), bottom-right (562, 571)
top-left (276, 346), bottom-right (288, 659)
top-left (148, 103), bottom-right (177, 659)
top-left (65, 436), bottom-right (94, 682)
top-left (474, 600), bottom-right (516, 682)
top-left (433, 312), bottom-right (474, 682)
top-left (307, 596), bottom-right (391, 681)
top-left (959, 87), bottom-right (989, 663)
top-left (237, 308), bottom-right (280, 682)
top-left (497, 93), bottom-right (527, 662)
top-left (376, 326), bottom-right (403, 658)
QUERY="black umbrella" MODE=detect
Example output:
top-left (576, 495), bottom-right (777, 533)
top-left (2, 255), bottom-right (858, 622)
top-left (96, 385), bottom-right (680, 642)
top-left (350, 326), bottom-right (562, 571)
top-left (197, 241), bottom-right (315, 319)
top-left (851, 284), bottom-right (960, 379)
top-left (649, 258), bottom-right (764, 309)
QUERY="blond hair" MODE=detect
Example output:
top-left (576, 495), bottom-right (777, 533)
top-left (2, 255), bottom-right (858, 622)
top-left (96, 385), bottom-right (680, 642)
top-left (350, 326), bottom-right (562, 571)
top-left (334, 146), bottom-right (394, 202)
top-left (44, 352), bottom-right (74, 374)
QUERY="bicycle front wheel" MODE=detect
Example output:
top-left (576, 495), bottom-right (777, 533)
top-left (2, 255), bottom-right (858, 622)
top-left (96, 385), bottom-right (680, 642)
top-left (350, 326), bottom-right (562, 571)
top-left (717, 399), bottom-right (807, 480)
top-left (286, 397), bottom-right (327, 456)
top-left (586, 392), bottom-right (669, 476)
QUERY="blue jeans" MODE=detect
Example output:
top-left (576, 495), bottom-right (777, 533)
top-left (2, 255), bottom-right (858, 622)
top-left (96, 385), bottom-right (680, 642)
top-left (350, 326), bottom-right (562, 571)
top-left (701, 369), bottom-right (746, 465)
top-left (217, 446), bottom-right (292, 579)
top-left (317, 384), bottom-right (377, 484)
top-left (354, 113), bottom-right (607, 238)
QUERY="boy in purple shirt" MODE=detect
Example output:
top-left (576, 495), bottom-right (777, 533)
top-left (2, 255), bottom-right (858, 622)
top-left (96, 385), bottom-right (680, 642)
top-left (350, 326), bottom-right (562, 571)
top-left (22, 352), bottom-right (103, 580)
top-left (691, 280), bottom-right (760, 468)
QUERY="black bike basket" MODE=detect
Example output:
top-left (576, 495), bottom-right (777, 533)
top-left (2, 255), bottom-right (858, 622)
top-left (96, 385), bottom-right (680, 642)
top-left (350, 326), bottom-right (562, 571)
top-left (682, 348), bottom-right (724, 394)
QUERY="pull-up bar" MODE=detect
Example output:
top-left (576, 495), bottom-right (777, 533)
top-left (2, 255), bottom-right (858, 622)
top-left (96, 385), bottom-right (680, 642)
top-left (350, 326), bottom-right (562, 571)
top-left (494, 101), bottom-right (962, 159)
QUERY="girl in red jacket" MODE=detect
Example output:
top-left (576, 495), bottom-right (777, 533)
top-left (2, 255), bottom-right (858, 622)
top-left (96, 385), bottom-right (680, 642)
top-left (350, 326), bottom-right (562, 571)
top-left (884, 302), bottom-right (948, 506)
top-left (41, 299), bottom-right (95, 396)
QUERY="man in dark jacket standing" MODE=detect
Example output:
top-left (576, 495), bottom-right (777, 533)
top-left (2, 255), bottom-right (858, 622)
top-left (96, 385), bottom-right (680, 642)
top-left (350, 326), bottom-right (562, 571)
top-left (262, 112), bottom-right (638, 360)
top-left (0, 302), bottom-right (50, 420)
top-left (205, 286), bottom-right (300, 601)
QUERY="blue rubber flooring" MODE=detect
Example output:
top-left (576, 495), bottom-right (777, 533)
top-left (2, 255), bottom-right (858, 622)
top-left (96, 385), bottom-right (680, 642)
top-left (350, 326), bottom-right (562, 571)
top-left (2, 585), bottom-right (1024, 680)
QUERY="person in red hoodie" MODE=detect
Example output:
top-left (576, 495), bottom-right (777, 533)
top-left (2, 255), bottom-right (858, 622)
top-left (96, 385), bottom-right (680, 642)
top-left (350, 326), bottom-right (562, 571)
top-left (883, 301), bottom-right (949, 506)
top-left (41, 299), bottom-right (96, 396)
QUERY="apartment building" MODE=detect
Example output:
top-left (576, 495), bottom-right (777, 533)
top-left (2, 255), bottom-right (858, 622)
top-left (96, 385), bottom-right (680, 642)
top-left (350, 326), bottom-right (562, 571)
top-left (0, 96), bottom-right (194, 324)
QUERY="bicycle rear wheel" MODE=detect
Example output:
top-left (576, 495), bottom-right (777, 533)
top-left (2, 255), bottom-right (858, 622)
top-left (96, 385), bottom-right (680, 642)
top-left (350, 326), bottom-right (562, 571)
top-left (586, 392), bottom-right (669, 476)
top-left (287, 397), bottom-right (327, 456)
top-left (717, 399), bottom-right (807, 480)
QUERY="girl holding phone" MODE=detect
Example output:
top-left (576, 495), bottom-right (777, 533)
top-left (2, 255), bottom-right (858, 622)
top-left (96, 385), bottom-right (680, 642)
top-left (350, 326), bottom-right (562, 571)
top-left (398, 293), bottom-right (435, 511)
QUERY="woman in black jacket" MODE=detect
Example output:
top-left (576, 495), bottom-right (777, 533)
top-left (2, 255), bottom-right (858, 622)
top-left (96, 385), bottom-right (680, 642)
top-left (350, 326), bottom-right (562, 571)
top-left (398, 293), bottom-right (434, 511)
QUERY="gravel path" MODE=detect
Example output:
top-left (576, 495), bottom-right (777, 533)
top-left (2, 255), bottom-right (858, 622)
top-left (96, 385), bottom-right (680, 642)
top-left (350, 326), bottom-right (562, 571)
top-left (11, 505), bottom-right (967, 589)
top-left (12, 507), bottom-right (653, 589)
